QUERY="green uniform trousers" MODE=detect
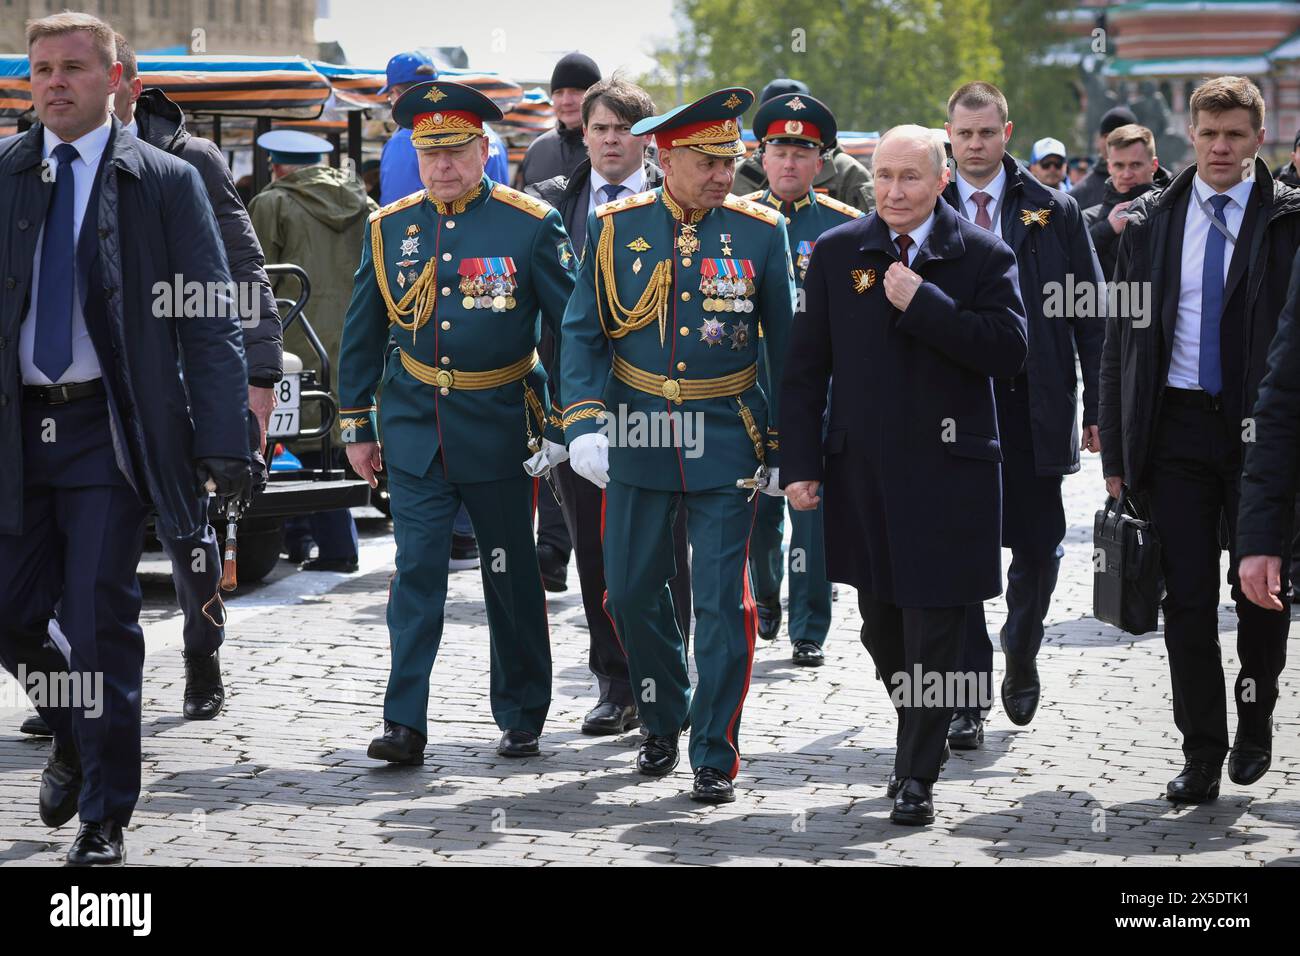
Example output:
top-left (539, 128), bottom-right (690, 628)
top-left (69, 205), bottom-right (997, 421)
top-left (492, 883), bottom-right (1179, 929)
top-left (384, 458), bottom-right (551, 738)
top-left (602, 480), bottom-right (758, 778)
top-left (749, 495), bottom-right (833, 646)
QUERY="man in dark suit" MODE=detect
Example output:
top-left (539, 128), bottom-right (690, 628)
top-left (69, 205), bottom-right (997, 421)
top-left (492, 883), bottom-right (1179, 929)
top-left (0, 12), bottom-right (250, 865)
top-left (526, 75), bottom-right (693, 736)
top-left (942, 82), bottom-right (1105, 749)
top-left (782, 125), bottom-right (1027, 825)
top-left (1101, 76), bottom-right (1300, 803)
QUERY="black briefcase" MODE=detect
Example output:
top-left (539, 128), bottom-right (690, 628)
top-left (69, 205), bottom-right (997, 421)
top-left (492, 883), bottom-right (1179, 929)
top-left (1093, 490), bottom-right (1165, 635)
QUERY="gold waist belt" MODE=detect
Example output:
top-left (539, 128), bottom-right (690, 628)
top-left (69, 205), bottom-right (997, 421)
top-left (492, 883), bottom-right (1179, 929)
top-left (611, 354), bottom-right (757, 405)
top-left (399, 349), bottom-right (538, 390)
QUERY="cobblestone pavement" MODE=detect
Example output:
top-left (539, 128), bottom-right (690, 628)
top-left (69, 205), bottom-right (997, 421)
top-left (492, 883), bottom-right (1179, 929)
top-left (2, 449), bottom-right (1298, 866)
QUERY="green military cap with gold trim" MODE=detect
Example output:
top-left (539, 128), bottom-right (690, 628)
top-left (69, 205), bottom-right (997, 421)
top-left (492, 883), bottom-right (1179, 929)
top-left (392, 80), bottom-right (504, 150)
top-left (752, 92), bottom-right (837, 150)
top-left (631, 87), bottom-right (754, 158)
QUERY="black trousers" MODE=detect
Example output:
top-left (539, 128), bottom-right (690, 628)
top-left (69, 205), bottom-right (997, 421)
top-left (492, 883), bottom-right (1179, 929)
top-left (1146, 394), bottom-right (1291, 764)
top-left (554, 460), bottom-right (691, 706)
top-left (858, 592), bottom-right (966, 782)
top-left (535, 477), bottom-right (572, 558)
top-left (959, 376), bottom-right (1066, 718)
top-left (0, 395), bottom-right (149, 826)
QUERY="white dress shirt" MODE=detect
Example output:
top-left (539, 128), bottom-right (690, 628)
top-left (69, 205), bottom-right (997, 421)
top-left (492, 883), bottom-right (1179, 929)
top-left (588, 164), bottom-right (645, 217)
top-left (20, 117), bottom-right (112, 386)
top-left (954, 164), bottom-right (1008, 239)
top-left (1167, 173), bottom-right (1254, 390)
top-left (888, 210), bottom-right (936, 268)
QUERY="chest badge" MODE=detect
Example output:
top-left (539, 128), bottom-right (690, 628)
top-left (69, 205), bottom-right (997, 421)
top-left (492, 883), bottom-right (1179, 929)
top-left (851, 268), bottom-right (876, 293)
top-left (720, 233), bottom-right (733, 256)
top-left (400, 235), bottom-right (420, 257)
top-left (729, 319), bottom-right (750, 351)
top-left (699, 317), bottom-right (727, 346)
top-left (677, 224), bottom-right (701, 256)
top-left (627, 236), bottom-right (651, 252)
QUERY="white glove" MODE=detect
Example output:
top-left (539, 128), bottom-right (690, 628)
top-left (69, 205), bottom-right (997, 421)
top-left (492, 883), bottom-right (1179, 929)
top-left (523, 438), bottom-right (569, 477)
top-left (760, 466), bottom-right (785, 497)
top-left (569, 433), bottom-right (610, 489)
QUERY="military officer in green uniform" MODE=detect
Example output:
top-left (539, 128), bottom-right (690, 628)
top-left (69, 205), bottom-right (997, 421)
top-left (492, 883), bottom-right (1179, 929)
top-left (741, 93), bottom-right (864, 667)
top-left (337, 81), bottom-right (577, 764)
top-left (561, 88), bottom-right (796, 803)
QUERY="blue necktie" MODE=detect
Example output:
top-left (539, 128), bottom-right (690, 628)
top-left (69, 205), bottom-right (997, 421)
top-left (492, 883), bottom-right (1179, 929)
top-left (34, 142), bottom-right (79, 382)
top-left (1199, 193), bottom-right (1232, 397)
top-left (600, 183), bottom-right (624, 205)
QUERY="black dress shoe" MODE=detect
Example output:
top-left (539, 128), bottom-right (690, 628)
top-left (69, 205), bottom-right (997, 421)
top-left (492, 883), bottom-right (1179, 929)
top-left (887, 743), bottom-right (949, 798)
top-left (890, 778), bottom-right (935, 825)
top-left (637, 733), bottom-right (679, 776)
top-left (182, 650), bottom-right (225, 720)
top-left (66, 820), bottom-right (124, 866)
top-left (1166, 759), bottom-right (1221, 803)
top-left (367, 721), bottom-right (426, 765)
top-left (756, 599), bottom-right (782, 640)
top-left (39, 735), bottom-right (82, 829)
top-left (1228, 730), bottom-right (1272, 786)
top-left (535, 543), bottom-right (569, 593)
top-left (449, 532), bottom-right (479, 571)
top-left (690, 767), bottom-right (735, 804)
top-left (300, 557), bottom-right (359, 573)
top-left (792, 641), bottom-right (825, 666)
top-left (497, 729), bottom-right (541, 757)
top-left (582, 701), bottom-right (639, 735)
top-left (1001, 652), bottom-right (1040, 726)
top-left (20, 713), bottom-right (52, 737)
top-left (947, 713), bottom-right (984, 750)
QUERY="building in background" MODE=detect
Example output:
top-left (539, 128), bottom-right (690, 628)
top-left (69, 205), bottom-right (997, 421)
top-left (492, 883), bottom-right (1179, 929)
top-left (1, 0), bottom-right (318, 57)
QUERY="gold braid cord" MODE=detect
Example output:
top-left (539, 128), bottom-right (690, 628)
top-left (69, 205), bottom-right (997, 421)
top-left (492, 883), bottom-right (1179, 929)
top-left (595, 215), bottom-right (673, 346)
top-left (371, 219), bottom-right (436, 344)
top-left (736, 396), bottom-right (765, 464)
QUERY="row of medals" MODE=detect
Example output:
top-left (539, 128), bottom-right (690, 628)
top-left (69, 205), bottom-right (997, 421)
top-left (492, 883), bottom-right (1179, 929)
top-left (700, 276), bottom-right (756, 313)
top-left (458, 275), bottom-right (517, 312)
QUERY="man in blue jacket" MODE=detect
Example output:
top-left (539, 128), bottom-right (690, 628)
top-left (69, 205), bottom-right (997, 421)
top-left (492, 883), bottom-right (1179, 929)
top-left (0, 12), bottom-right (251, 865)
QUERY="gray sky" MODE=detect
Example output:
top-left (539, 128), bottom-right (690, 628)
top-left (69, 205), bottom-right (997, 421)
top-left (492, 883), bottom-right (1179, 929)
top-left (317, 0), bottom-right (678, 84)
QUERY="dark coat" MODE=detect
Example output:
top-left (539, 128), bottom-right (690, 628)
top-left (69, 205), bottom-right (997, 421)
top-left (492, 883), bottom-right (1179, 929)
top-left (525, 157), bottom-right (664, 249)
top-left (780, 198), bottom-right (1028, 607)
top-left (1100, 157), bottom-right (1300, 491)
top-left (942, 154), bottom-right (1106, 476)
top-left (0, 118), bottom-right (250, 540)
top-left (134, 89), bottom-right (282, 386)
top-left (1239, 245), bottom-right (1300, 558)
top-left (1082, 166), bottom-right (1172, 280)
top-left (517, 123), bottom-right (587, 188)
top-left (1070, 160), bottom-right (1108, 211)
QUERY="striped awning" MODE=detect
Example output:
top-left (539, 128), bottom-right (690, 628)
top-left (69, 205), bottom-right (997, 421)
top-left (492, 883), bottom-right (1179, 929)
top-left (0, 54), bottom-right (333, 119)
top-left (500, 87), bottom-right (555, 134)
top-left (312, 61), bottom-right (386, 110)
top-left (135, 55), bottom-right (331, 118)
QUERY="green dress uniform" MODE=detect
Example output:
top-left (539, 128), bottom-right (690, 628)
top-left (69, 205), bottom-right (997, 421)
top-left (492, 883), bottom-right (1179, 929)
top-left (560, 89), bottom-right (797, 780)
top-left (337, 82), bottom-right (576, 744)
top-left (742, 93), bottom-right (865, 653)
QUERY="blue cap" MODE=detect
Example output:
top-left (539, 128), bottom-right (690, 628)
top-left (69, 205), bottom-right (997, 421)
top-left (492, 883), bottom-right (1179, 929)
top-left (381, 50), bottom-right (438, 94)
top-left (257, 130), bottom-right (334, 165)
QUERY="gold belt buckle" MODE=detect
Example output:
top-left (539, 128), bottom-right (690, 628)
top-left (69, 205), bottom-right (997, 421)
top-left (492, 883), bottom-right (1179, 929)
top-left (434, 368), bottom-right (454, 389)
top-left (661, 378), bottom-right (683, 404)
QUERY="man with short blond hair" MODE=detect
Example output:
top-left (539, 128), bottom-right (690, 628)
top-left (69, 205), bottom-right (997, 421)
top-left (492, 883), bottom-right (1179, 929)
top-left (1100, 75), bottom-right (1300, 802)
top-left (1084, 123), bottom-right (1169, 279)
top-left (0, 10), bottom-right (251, 864)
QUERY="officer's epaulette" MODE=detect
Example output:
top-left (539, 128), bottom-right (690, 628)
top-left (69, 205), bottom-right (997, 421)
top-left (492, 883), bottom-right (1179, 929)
top-left (368, 189), bottom-right (425, 223)
top-left (815, 193), bottom-right (866, 219)
top-left (596, 190), bottom-right (657, 218)
top-left (489, 184), bottom-right (551, 219)
top-left (724, 194), bottom-right (782, 226)
top-left (739, 190), bottom-right (765, 203)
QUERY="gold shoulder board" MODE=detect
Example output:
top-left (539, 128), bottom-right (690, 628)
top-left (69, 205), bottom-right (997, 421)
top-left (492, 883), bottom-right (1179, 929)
top-left (815, 193), bottom-right (866, 219)
top-left (490, 184), bottom-right (551, 219)
top-left (369, 189), bottom-right (425, 223)
top-left (596, 190), bottom-right (658, 219)
top-left (723, 194), bottom-right (782, 226)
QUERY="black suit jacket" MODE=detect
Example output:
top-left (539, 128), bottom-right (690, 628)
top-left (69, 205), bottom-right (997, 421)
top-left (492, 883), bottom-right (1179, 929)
top-left (780, 198), bottom-right (1027, 607)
